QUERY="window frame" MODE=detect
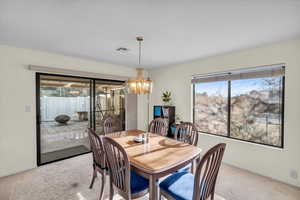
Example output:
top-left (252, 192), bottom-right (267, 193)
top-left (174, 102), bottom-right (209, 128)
top-left (192, 74), bottom-right (285, 149)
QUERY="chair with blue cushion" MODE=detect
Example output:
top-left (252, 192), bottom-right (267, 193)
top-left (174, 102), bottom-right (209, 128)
top-left (87, 128), bottom-right (107, 200)
top-left (103, 116), bottom-right (122, 135)
top-left (149, 118), bottom-right (168, 136)
top-left (102, 136), bottom-right (149, 200)
top-left (175, 122), bottom-right (199, 172)
top-left (159, 143), bottom-right (226, 200)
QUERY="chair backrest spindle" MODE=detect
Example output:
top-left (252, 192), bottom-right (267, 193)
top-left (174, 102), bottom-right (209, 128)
top-left (87, 128), bottom-right (106, 169)
top-left (148, 118), bottom-right (168, 136)
top-left (193, 143), bottom-right (226, 200)
top-left (104, 117), bottom-right (122, 134)
top-left (102, 136), bottom-right (131, 199)
top-left (175, 122), bottom-right (199, 146)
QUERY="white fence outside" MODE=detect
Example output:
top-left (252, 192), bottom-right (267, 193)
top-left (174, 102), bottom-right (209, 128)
top-left (41, 96), bottom-right (90, 121)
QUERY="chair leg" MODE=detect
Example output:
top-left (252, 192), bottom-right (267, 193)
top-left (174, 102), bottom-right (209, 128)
top-left (109, 182), bottom-right (114, 200)
top-left (89, 165), bottom-right (97, 189)
top-left (98, 172), bottom-right (106, 200)
top-left (210, 187), bottom-right (215, 200)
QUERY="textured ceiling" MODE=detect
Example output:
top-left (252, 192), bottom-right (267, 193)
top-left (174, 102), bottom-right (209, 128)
top-left (0, 0), bottom-right (299, 68)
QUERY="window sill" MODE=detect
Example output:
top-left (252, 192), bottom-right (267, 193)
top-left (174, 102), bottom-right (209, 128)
top-left (199, 131), bottom-right (284, 150)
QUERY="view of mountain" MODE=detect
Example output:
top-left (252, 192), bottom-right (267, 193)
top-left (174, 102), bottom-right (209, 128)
top-left (194, 77), bottom-right (283, 146)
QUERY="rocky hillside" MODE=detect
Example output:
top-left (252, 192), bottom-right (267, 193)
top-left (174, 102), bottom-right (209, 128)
top-left (195, 89), bottom-right (282, 146)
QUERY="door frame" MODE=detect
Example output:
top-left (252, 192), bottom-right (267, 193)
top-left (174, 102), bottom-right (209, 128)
top-left (36, 72), bottom-right (125, 166)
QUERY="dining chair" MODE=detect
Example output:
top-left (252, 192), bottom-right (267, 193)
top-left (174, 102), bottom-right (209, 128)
top-left (175, 122), bottom-right (199, 173)
top-left (87, 128), bottom-right (107, 200)
top-left (175, 122), bottom-right (199, 146)
top-left (148, 118), bottom-right (168, 136)
top-left (159, 143), bottom-right (226, 200)
top-left (104, 117), bottom-right (122, 134)
top-left (102, 136), bottom-right (149, 200)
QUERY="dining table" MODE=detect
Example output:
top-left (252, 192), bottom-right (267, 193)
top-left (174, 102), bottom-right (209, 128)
top-left (108, 129), bottom-right (202, 200)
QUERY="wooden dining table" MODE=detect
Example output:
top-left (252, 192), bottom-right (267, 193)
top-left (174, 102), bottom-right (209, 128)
top-left (108, 129), bottom-right (202, 200)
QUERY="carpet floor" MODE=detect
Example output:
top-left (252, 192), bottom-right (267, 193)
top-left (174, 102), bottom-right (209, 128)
top-left (0, 153), bottom-right (299, 200)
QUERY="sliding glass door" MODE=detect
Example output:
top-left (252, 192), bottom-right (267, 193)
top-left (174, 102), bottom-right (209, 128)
top-left (94, 80), bottom-right (125, 133)
top-left (36, 73), bottom-right (125, 165)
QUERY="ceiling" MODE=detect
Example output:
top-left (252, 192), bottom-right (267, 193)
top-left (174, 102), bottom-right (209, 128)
top-left (0, 0), bottom-right (299, 68)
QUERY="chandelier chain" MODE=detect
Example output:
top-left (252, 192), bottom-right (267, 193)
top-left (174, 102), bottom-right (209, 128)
top-left (139, 40), bottom-right (142, 65)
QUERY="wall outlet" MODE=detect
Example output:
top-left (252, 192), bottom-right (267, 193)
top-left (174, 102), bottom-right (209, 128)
top-left (290, 169), bottom-right (298, 180)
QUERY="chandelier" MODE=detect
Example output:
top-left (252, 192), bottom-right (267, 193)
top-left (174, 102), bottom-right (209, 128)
top-left (126, 36), bottom-right (153, 94)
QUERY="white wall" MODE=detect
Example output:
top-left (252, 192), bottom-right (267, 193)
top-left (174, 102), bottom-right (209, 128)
top-left (0, 45), bottom-right (148, 177)
top-left (149, 39), bottom-right (300, 187)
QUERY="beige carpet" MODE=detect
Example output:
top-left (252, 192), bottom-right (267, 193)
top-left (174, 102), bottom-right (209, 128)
top-left (0, 153), bottom-right (299, 200)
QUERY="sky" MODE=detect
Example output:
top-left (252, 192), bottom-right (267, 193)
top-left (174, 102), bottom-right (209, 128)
top-left (195, 77), bottom-right (281, 96)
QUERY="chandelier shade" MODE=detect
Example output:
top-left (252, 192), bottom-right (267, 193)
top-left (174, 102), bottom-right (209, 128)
top-left (126, 68), bottom-right (153, 94)
top-left (126, 37), bottom-right (153, 94)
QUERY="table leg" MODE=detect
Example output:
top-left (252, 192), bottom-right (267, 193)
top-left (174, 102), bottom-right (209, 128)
top-left (192, 159), bottom-right (196, 174)
top-left (192, 155), bottom-right (201, 174)
top-left (149, 175), bottom-right (159, 200)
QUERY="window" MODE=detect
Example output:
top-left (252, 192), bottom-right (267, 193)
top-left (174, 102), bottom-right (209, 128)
top-left (192, 65), bottom-right (285, 148)
top-left (194, 81), bottom-right (228, 136)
